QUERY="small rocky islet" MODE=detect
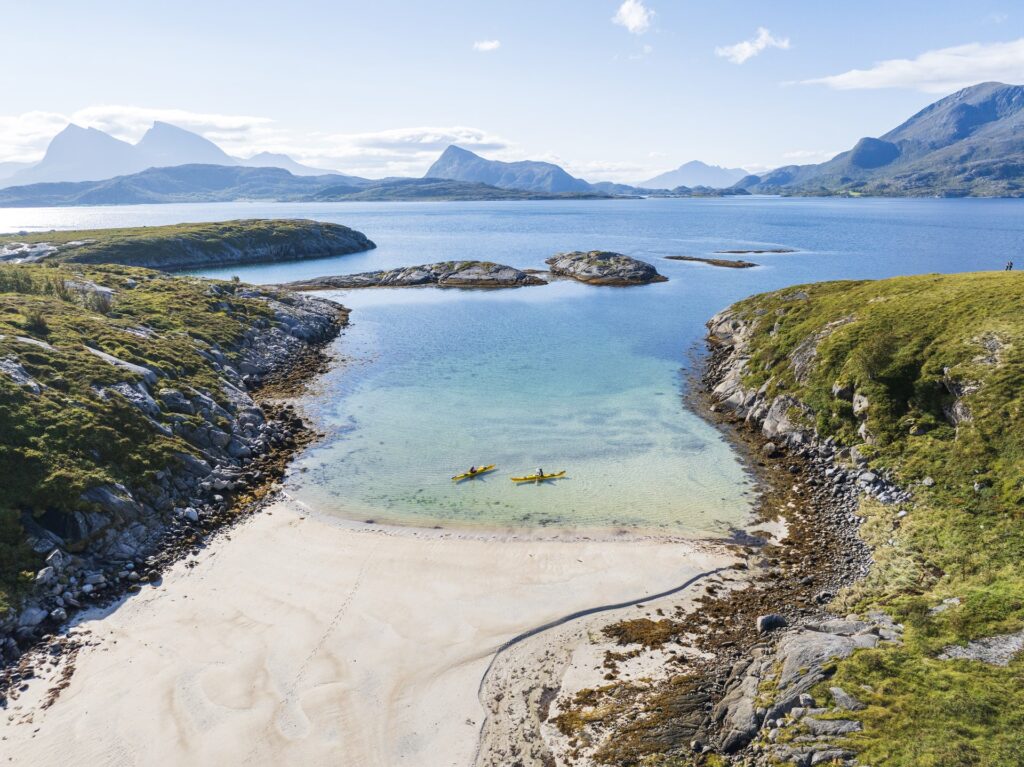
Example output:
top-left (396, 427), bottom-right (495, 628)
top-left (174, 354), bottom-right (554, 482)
top-left (545, 250), bottom-right (668, 285)
top-left (280, 260), bottom-right (545, 290)
top-left (279, 251), bottom-right (668, 291)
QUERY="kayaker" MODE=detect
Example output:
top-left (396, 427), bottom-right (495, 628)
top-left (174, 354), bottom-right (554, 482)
top-left (469, 465), bottom-right (477, 474)
top-left (536, 467), bottom-right (544, 478)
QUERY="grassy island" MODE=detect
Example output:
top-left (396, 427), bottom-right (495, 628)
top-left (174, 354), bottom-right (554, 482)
top-left (0, 219), bottom-right (375, 271)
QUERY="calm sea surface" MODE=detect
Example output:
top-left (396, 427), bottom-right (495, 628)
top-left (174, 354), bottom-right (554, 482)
top-left (3, 198), bottom-right (1021, 535)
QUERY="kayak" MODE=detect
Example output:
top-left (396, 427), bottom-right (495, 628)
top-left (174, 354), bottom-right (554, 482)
top-left (451, 464), bottom-right (496, 481)
top-left (511, 470), bottom-right (566, 483)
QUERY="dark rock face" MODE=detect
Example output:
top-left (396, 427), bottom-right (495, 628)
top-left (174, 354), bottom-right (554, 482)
top-left (545, 251), bottom-right (668, 285)
top-left (280, 261), bottom-right (546, 290)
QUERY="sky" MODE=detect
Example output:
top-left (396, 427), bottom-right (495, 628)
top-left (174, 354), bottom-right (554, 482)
top-left (1, 0), bottom-right (1023, 182)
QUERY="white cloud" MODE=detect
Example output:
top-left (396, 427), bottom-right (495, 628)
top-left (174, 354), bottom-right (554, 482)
top-left (802, 38), bottom-right (1024, 92)
top-left (715, 27), bottom-right (790, 64)
top-left (612, 0), bottom-right (654, 35)
top-left (472, 39), bottom-right (501, 52)
top-left (782, 149), bottom-right (837, 162)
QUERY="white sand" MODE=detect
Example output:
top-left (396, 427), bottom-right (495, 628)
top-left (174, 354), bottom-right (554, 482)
top-left (1, 500), bottom-right (733, 767)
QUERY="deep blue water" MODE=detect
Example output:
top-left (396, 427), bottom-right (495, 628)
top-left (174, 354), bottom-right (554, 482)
top-left (4, 198), bottom-right (1021, 534)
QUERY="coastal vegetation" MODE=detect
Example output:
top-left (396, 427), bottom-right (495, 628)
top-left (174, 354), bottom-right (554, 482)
top-left (719, 271), bottom-right (1024, 764)
top-left (0, 262), bottom-right (334, 615)
top-left (0, 219), bottom-right (375, 271)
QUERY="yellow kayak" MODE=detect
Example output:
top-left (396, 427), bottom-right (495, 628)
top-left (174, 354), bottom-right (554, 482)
top-left (451, 464), bottom-right (496, 481)
top-left (511, 470), bottom-right (566, 483)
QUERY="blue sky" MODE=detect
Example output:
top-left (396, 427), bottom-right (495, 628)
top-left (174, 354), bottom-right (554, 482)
top-left (1, 0), bottom-right (1023, 180)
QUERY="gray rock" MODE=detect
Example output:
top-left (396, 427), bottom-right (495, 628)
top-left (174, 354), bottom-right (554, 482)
top-left (50, 607), bottom-right (68, 623)
top-left (19, 606), bottom-right (48, 627)
top-left (852, 392), bottom-right (869, 415)
top-left (798, 693), bottom-right (816, 707)
top-left (545, 251), bottom-right (667, 285)
top-left (810, 750), bottom-right (855, 766)
top-left (34, 566), bottom-right (56, 585)
top-left (757, 614), bottom-right (788, 633)
top-left (805, 718), bottom-right (863, 736)
top-left (937, 628), bottom-right (1024, 666)
top-left (922, 476), bottom-right (936, 487)
top-left (829, 686), bottom-right (866, 711)
top-left (0, 355), bottom-right (44, 393)
top-left (762, 442), bottom-right (779, 457)
top-left (159, 388), bottom-right (195, 414)
top-left (84, 346), bottom-right (158, 386)
top-left (815, 619), bottom-right (870, 636)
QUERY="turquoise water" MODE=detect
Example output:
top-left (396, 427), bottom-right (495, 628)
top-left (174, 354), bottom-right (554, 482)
top-left (4, 198), bottom-right (1022, 535)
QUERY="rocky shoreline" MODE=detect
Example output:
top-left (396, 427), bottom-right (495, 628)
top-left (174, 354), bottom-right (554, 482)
top-left (682, 308), bottom-right (911, 765)
top-left (0, 285), bottom-right (347, 705)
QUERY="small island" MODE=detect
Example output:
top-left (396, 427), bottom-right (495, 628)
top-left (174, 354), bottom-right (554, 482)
top-left (545, 251), bottom-right (668, 285)
top-left (280, 261), bottom-right (546, 290)
top-left (665, 255), bottom-right (758, 269)
top-left (0, 219), bottom-right (376, 271)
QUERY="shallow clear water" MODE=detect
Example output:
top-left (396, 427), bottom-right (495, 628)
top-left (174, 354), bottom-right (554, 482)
top-left (4, 198), bottom-right (1022, 535)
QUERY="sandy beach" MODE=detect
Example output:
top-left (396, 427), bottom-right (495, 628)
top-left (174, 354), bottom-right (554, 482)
top-left (1, 498), bottom-right (733, 767)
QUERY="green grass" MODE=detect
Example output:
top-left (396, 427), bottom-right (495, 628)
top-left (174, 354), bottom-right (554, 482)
top-left (728, 271), bottom-right (1024, 765)
top-left (0, 219), bottom-right (372, 271)
top-left (0, 262), bottom-right (291, 614)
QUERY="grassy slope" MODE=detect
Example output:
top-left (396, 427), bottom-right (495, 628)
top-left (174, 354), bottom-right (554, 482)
top-left (730, 271), bottom-right (1024, 765)
top-left (0, 219), bottom-right (370, 269)
top-left (0, 263), bottom-right (284, 614)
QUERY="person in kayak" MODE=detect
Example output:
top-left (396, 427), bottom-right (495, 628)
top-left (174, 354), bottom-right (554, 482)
top-left (536, 467), bottom-right (544, 478)
top-left (469, 465), bottom-right (477, 474)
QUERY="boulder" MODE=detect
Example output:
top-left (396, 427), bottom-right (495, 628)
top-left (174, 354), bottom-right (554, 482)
top-left (757, 614), bottom-right (789, 633)
top-left (829, 686), bottom-right (866, 711)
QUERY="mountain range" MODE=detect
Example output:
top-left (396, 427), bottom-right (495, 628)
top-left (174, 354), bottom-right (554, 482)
top-left (736, 82), bottom-right (1024, 197)
top-left (3, 82), bottom-right (1024, 202)
top-left (1, 121), bottom-right (341, 188)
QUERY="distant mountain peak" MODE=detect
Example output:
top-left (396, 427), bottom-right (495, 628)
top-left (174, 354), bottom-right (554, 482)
top-left (425, 145), bottom-right (593, 194)
top-left (640, 160), bottom-right (748, 189)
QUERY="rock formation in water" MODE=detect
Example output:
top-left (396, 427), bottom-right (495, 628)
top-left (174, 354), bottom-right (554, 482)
top-left (281, 261), bottom-right (547, 290)
top-left (545, 251), bottom-right (668, 285)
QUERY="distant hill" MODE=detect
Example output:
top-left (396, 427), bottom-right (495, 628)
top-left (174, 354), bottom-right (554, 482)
top-left (640, 160), bottom-right (748, 189)
top-left (1, 121), bottom-right (346, 188)
top-left (424, 145), bottom-right (594, 194)
top-left (737, 82), bottom-right (1024, 197)
top-left (0, 164), bottom-right (610, 207)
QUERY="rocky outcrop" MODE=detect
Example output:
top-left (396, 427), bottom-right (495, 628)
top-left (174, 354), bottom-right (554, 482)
top-left (0, 284), bottom-right (344, 658)
top-left (545, 251), bottom-right (668, 285)
top-left (280, 260), bottom-right (546, 290)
